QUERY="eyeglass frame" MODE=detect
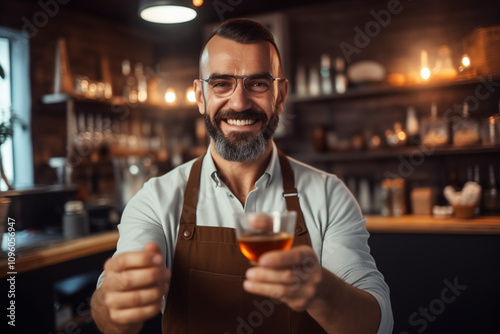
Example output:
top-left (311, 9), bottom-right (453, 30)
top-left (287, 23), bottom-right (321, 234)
top-left (199, 74), bottom-right (284, 96)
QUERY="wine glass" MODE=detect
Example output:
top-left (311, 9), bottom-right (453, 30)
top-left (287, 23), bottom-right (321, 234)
top-left (234, 211), bottom-right (297, 265)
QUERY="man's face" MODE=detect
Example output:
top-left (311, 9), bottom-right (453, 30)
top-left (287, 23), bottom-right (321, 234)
top-left (194, 36), bottom-right (288, 162)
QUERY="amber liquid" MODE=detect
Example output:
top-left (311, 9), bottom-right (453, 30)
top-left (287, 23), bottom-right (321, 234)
top-left (237, 232), bottom-right (293, 263)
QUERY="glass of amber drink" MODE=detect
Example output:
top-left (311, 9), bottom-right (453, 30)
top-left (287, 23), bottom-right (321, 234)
top-left (234, 211), bottom-right (296, 265)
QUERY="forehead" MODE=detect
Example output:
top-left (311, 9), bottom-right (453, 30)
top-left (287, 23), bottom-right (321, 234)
top-left (200, 36), bottom-right (279, 77)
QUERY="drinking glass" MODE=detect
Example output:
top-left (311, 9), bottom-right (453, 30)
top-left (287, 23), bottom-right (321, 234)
top-left (234, 211), bottom-right (297, 265)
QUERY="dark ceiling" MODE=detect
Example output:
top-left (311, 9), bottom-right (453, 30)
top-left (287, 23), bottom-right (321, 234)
top-left (60, 0), bottom-right (333, 44)
top-left (64, 0), bottom-right (332, 24)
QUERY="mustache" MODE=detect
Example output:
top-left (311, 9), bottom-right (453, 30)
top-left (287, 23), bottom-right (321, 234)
top-left (213, 109), bottom-right (268, 123)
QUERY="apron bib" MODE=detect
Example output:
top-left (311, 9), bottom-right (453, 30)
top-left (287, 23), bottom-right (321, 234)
top-left (162, 151), bottom-right (327, 334)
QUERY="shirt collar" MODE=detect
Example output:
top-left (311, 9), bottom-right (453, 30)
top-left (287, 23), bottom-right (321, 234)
top-left (203, 142), bottom-right (280, 189)
top-left (203, 145), bottom-right (222, 187)
top-left (264, 142), bottom-right (279, 188)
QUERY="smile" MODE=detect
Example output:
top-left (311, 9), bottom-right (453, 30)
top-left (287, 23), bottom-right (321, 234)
top-left (226, 119), bottom-right (257, 126)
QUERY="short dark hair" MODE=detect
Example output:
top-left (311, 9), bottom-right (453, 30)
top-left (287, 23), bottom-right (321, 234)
top-left (201, 18), bottom-right (283, 76)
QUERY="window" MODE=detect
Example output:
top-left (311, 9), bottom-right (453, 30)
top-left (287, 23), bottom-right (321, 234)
top-left (0, 37), bottom-right (13, 190)
top-left (0, 28), bottom-right (33, 190)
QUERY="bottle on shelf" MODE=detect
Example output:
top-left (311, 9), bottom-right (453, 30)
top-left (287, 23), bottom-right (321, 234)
top-left (334, 56), bottom-right (348, 94)
top-left (295, 64), bottom-right (308, 96)
top-left (63, 200), bottom-right (89, 238)
top-left (308, 65), bottom-right (321, 96)
top-left (121, 59), bottom-right (138, 103)
top-left (483, 164), bottom-right (499, 213)
top-left (481, 99), bottom-right (500, 146)
top-left (358, 178), bottom-right (372, 214)
top-left (135, 62), bottom-right (148, 103)
top-left (453, 102), bottom-right (480, 146)
top-left (420, 103), bottom-right (449, 147)
top-left (320, 54), bottom-right (333, 95)
top-left (406, 106), bottom-right (420, 145)
top-left (473, 164), bottom-right (482, 215)
top-left (448, 165), bottom-right (460, 191)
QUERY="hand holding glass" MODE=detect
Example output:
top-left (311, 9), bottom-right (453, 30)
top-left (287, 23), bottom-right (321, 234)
top-left (234, 211), bottom-right (297, 264)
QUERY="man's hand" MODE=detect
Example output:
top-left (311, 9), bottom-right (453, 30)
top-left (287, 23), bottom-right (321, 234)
top-left (92, 242), bottom-right (170, 332)
top-left (243, 245), bottom-right (382, 333)
top-left (243, 245), bottom-right (322, 311)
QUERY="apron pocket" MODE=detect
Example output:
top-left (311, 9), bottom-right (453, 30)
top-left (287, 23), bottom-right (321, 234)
top-left (189, 269), bottom-right (245, 334)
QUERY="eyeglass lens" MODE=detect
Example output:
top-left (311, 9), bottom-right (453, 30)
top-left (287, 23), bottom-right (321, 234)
top-left (205, 75), bottom-right (274, 96)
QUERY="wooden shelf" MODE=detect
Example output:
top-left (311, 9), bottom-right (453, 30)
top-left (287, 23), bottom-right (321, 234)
top-left (366, 215), bottom-right (500, 235)
top-left (41, 93), bottom-right (199, 115)
top-left (291, 144), bottom-right (500, 163)
top-left (288, 76), bottom-right (500, 104)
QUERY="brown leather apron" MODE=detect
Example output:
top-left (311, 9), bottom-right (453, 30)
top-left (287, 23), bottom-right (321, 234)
top-left (162, 151), bottom-right (327, 334)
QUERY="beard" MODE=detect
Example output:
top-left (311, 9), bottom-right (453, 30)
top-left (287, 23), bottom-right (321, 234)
top-left (204, 108), bottom-right (279, 162)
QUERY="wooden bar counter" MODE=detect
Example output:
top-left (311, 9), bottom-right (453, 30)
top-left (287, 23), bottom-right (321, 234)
top-left (0, 230), bottom-right (119, 277)
top-left (365, 215), bottom-right (500, 235)
top-left (1, 231), bottom-right (119, 333)
top-left (366, 215), bottom-right (500, 334)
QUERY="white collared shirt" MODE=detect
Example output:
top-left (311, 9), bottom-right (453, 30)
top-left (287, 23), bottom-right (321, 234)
top-left (98, 143), bottom-right (393, 333)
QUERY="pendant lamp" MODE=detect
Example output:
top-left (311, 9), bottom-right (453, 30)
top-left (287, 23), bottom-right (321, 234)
top-left (139, 0), bottom-right (197, 24)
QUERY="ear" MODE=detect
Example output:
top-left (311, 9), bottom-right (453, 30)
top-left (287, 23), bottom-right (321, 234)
top-left (194, 79), bottom-right (205, 115)
top-left (275, 79), bottom-right (289, 115)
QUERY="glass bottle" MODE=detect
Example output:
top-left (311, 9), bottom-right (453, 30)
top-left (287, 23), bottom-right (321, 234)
top-left (63, 200), bottom-right (89, 238)
top-left (406, 106), bottom-right (420, 145)
top-left (420, 103), bottom-right (449, 147)
top-left (320, 54), bottom-right (333, 95)
top-left (334, 56), bottom-right (348, 94)
top-left (308, 66), bottom-right (321, 96)
top-left (453, 102), bottom-right (480, 146)
top-left (122, 59), bottom-right (138, 103)
top-left (474, 164), bottom-right (481, 215)
top-left (448, 166), bottom-right (460, 191)
top-left (483, 164), bottom-right (499, 213)
top-left (135, 62), bottom-right (148, 103)
top-left (295, 64), bottom-right (308, 96)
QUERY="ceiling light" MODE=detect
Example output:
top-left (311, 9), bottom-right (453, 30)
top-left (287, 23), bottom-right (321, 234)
top-left (139, 0), bottom-right (197, 24)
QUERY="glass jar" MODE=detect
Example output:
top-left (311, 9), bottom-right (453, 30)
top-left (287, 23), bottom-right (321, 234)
top-left (453, 102), bottom-right (480, 146)
top-left (481, 114), bottom-right (500, 145)
top-left (420, 103), bottom-right (449, 146)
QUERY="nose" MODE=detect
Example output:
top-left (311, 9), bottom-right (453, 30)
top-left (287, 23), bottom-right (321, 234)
top-left (226, 78), bottom-right (253, 112)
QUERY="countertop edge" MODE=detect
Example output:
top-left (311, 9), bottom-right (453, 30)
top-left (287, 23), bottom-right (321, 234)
top-left (0, 230), bottom-right (119, 277)
top-left (366, 215), bottom-right (500, 234)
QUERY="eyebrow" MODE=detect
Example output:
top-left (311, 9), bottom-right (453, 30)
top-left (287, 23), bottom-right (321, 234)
top-left (207, 72), bottom-right (272, 79)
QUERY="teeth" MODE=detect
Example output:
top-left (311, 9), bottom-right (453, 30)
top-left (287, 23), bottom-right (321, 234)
top-left (227, 119), bottom-right (256, 126)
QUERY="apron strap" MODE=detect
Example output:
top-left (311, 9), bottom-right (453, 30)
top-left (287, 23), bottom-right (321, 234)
top-left (277, 150), bottom-right (308, 236)
top-left (180, 150), bottom-right (309, 239)
top-left (179, 155), bottom-right (204, 240)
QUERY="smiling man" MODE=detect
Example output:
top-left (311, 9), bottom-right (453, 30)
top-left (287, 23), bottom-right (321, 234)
top-left (91, 19), bottom-right (393, 334)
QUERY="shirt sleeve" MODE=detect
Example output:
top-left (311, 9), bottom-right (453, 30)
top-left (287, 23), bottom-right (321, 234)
top-left (96, 177), bottom-right (169, 289)
top-left (322, 176), bottom-right (394, 334)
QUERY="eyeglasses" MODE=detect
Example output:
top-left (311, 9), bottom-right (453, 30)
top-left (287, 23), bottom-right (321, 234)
top-left (200, 74), bottom-right (283, 97)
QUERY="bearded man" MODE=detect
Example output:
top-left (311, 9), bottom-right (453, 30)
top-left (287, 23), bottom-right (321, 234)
top-left (91, 18), bottom-right (393, 334)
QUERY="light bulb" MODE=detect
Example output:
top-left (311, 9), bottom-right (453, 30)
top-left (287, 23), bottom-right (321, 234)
top-left (420, 67), bottom-right (431, 80)
top-left (186, 88), bottom-right (196, 102)
top-left (462, 55), bottom-right (470, 67)
top-left (165, 89), bottom-right (176, 103)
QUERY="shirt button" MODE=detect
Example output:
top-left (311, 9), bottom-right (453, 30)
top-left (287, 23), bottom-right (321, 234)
top-left (183, 230), bottom-right (191, 238)
top-left (227, 193), bottom-right (233, 198)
